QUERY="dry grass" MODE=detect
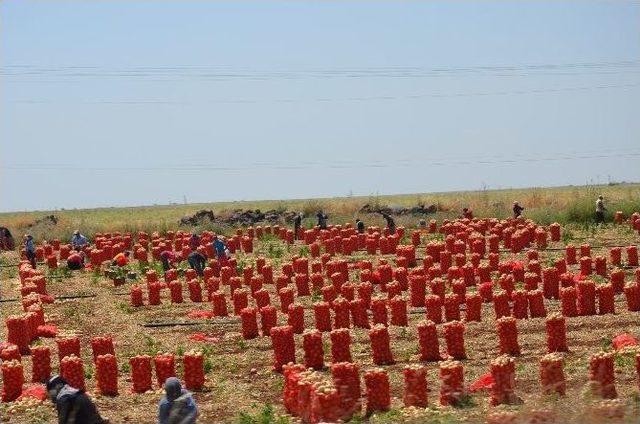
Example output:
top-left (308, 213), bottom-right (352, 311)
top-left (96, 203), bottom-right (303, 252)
top-left (1, 183), bottom-right (639, 242)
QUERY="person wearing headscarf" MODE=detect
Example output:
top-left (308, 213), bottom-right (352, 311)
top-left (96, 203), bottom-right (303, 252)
top-left (158, 377), bottom-right (199, 424)
top-left (512, 201), bottom-right (524, 218)
top-left (595, 195), bottom-right (607, 224)
top-left (381, 212), bottom-right (396, 234)
top-left (24, 234), bottom-right (36, 268)
top-left (46, 375), bottom-right (107, 424)
top-left (71, 230), bottom-right (89, 250)
top-left (316, 211), bottom-right (328, 230)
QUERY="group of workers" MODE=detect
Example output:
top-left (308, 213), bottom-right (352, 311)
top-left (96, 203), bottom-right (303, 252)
top-left (21, 195), bottom-right (610, 273)
top-left (290, 195), bottom-right (610, 236)
top-left (46, 373), bottom-right (198, 424)
top-left (21, 230), bottom-right (229, 278)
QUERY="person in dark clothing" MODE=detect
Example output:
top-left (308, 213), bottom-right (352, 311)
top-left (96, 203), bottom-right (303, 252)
top-left (67, 251), bottom-right (85, 270)
top-left (188, 233), bottom-right (200, 251)
top-left (512, 201), bottom-right (524, 218)
top-left (24, 234), bottom-right (36, 268)
top-left (0, 227), bottom-right (15, 251)
top-left (46, 375), bottom-right (107, 424)
top-left (355, 219), bottom-right (365, 234)
top-left (381, 212), bottom-right (396, 234)
top-left (158, 377), bottom-right (198, 424)
top-left (187, 251), bottom-right (207, 277)
top-left (293, 213), bottom-right (302, 239)
top-left (595, 195), bottom-right (607, 224)
top-left (160, 250), bottom-right (178, 273)
top-left (462, 208), bottom-right (473, 220)
top-left (316, 211), bottom-right (328, 230)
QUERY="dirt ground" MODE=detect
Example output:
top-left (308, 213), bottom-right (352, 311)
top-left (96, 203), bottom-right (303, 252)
top-left (1, 223), bottom-right (639, 423)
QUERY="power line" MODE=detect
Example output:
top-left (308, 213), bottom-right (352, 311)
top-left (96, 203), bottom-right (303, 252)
top-left (5, 150), bottom-right (640, 173)
top-left (9, 82), bottom-right (640, 105)
top-left (3, 60), bottom-right (639, 81)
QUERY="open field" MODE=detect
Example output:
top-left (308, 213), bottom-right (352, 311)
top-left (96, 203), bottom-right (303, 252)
top-left (1, 183), bottom-right (639, 242)
top-left (1, 185), bottom-right (640, 423)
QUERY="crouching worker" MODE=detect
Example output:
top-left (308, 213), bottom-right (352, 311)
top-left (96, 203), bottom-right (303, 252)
top-left (67, 250), bottom-right (86, 270)
top-left (213, 236), bottom-right (228, 261)
top-left (187, 251), bottom-right (207, 277)
top-left (47, 375), bottom-right (108, 424)
top-left (158, 377), bottom-right (199, 424)
top-left (112, 251), bottom-right (130, 267)
top-left (160, 250), bottom-right (178, 274)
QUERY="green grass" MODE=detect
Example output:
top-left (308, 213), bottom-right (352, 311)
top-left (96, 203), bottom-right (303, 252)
top-left (237, 404), bottom-right (290, 424)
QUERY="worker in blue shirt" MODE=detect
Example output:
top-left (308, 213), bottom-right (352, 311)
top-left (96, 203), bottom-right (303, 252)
top-left (24, 234), bottom-right (36, 268)
top-left (71, 230), bottom-right (89, 250)
top-left (213, 236), bottom-right (227, 260)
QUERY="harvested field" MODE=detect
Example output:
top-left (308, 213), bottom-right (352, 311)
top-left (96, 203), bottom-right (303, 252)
top-left (1, 197), bottom-right (640, 423)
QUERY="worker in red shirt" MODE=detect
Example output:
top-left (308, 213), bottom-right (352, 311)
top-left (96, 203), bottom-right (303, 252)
top-left (160, 250), bottom-right (177, 273)
top-left (112, 251), bottom-right (130, 267)
top-left (67, 251), bottom-right (85, 270)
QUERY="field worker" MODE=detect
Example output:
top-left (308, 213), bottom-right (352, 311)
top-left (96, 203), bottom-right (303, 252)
top-left (46, 375), bottom-right (108, 424)
top-left (160, 250), bottom-right (178, 273)
top-left (356, 219), bottom-right (365, 234)
top-left (595, 195), bottom-right (607, 224)
top-left (189, 233), bottom-right (200, 251)
top-left (187, 251), bottom-right (207, 277)
top-left (67, 250), bottom-right (86, 271)
top-left (24, 234), bottom-right (37, 268)
top-left (71, 230), bottom-right (89, 250)
top-left (462, 208), bottom-right (473, 220)
top-left (112, 251), bottom-right (130, 267)
top-left (293, 213), bottom-right (302, 239)
top-left (512, 201), bottom-right (524, 219)
top-left (158, 377), bottom-right (199, 424)
top-left (316, 211), bottom-right (328, 230)
top-left (381, 212), bottom-right (396, 234)
top-left (213, 236), bottom-right (228, 260)
top-left (418, 219), bottom-right (427, 230)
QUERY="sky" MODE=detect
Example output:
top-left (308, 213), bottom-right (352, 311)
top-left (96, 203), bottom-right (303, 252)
top-left (2, 1), bottom-right (639, 212)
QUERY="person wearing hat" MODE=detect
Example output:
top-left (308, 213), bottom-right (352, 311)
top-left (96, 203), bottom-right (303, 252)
top-left (158, 377), bottom-right (199, 424)
top-left (24, 234), bottom-right (36, 268)
top-left (512, 201), bottom-right (524, 219)
top-left (46, 375), bottom-right (107, 424)
top-left (71, 231), bottom-right (89, 251)
top-left (595, 195), bottom-right (607, 224)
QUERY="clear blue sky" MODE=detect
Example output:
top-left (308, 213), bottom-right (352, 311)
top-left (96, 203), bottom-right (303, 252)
top-left (2, 1), bottom-right (639, 212)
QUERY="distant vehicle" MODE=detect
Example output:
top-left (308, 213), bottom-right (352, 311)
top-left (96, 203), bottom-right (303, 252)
top-left (0, 227), bottom-right (15, 251)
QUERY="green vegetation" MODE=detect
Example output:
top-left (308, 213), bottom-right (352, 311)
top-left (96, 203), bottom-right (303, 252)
top-left (237, 404), bottom-right (290, 424)
top-left (2, 183), bottom-right (638, 241)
